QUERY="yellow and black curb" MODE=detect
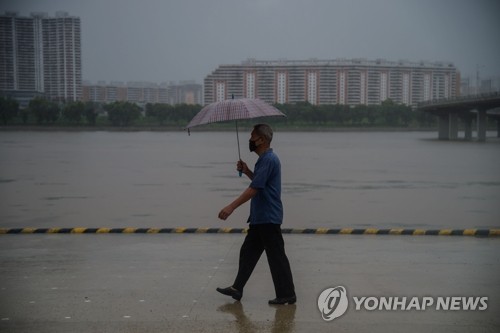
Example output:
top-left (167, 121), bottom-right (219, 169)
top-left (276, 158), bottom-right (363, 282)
top-left (0, 227), bottom-right (499, 236)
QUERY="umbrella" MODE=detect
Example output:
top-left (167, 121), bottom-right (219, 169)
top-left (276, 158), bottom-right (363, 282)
top-left (186, 97), bottom-right (286, 175)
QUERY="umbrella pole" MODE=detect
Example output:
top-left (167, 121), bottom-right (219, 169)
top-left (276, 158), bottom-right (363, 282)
top-left (236, 120), bottom-right (242, 177)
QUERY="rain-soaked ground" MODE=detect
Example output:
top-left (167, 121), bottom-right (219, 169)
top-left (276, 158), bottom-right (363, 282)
top-left (0, 234), bottom-right (499, 332)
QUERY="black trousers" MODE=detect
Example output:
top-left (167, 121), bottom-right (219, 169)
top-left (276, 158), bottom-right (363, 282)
top-left (233, 223), bottom-right (295, 298)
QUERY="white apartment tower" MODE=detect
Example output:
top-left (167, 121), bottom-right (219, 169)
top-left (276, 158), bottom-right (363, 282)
top-left (0, 11), bottom-right (81, 101)
top-left (275, 71), bottom-right (287, 104)
top-left (204, 58), bottom-right (459, 107)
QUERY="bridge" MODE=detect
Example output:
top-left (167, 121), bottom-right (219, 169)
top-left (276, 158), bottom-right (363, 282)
top-left (417, 92), bottom-right (500, 141)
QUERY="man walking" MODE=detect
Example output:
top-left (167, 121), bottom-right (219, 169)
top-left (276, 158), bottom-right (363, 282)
top-left (217, 124), bottom-right (296, 305)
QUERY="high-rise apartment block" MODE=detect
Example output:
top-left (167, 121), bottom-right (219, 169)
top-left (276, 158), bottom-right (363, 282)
top-left (204, 58), bottom-right (460, 107)
top-left (82, 81), bottom-right (203, 105)
top-left (0, 11), bottom-right (81, 102)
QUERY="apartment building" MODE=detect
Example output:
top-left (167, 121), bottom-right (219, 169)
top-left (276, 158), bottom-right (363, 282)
top-left (0, 11), bottom-right (81, 102)
top-left (168, 81), bottom-right (203, 105)
top-left (82, 81), bottom-right (202, 105)
top-left (204, 58), bottom-right (459, 107)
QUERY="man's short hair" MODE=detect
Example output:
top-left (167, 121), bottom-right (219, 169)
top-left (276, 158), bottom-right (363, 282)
top-left (254, 124), bottom-right (273, 143)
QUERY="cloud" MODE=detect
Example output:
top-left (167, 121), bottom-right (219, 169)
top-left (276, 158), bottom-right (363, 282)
top-left (1, 0), bottom-right (499, 83)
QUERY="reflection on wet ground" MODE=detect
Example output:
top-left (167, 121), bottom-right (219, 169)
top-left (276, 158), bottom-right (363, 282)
top-left (218, 302), bottom-right (296, 333)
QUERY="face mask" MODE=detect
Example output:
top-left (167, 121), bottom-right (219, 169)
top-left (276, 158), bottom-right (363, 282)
top-left (249, 139), bottom-right (259, 152)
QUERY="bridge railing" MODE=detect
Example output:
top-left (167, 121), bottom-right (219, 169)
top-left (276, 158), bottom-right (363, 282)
top-left (417, 91), bottom-right (500, 108)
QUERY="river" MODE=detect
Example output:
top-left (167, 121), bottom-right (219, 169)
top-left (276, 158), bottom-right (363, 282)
top-left (1, 130), bottom-right (499, 229)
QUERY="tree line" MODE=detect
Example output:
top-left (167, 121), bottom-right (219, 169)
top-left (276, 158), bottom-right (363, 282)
top-left (274, 100), bottom-right (436, 128)
top-left (0, 96), bottom-right (436, 128)
top-left (0, 97), bottom-right (201, 127)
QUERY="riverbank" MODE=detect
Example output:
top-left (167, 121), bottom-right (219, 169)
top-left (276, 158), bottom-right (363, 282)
top-left (0, 125), bottom-right (438, 133)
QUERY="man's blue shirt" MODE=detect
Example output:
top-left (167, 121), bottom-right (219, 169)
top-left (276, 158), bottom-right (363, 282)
top-left (248, 149), bottom-right (283, 225)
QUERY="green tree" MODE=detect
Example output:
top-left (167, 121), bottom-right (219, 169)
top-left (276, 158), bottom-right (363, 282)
top-left (399, 106), bottom-right (413, 127)
top-left (20, 108), bottom-right (30, 124)
top-left (276, 103), bottom-right (300, 125)
top-left (63, 101), bottom-right (85, 124)
top-left (365, 105), bottom-right (378, 126)
top-left (351, 105), bottom-right (367, 125)
top-left (172, 104), bottom-right (201, 124)
top-left (84, 102), bottom-right (99, 126)
top-left (332, 104), bottom-right (350, 125)
top-left (105, 101), bottom-right (142, 126)
top-left (380, 99), bottom-right (400, 126)
top-left (153, 103), bottom-right (174, 125)
top-left (0, 96), bottom-right (19, 125)
top-left (29, 98), bottom-right (60, 124)
top-left (145, 103), bottom-right (155, 119)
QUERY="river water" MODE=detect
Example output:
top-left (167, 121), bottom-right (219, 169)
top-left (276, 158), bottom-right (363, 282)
top-left (1, 130), bottom-right (499, 229)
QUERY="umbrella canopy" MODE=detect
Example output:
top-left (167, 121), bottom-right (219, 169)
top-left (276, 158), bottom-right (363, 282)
top-left (185, 98), bottom-right (286, 129)
top-left (186, 98), bottom-right (286, 176)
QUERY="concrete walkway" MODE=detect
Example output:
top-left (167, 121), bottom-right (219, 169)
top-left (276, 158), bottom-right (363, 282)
top-left (1, 234), bottom-right (499, 332)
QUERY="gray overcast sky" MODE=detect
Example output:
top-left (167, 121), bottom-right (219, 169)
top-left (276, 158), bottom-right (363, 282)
top-left (2, 0), bottom-right (499, 84)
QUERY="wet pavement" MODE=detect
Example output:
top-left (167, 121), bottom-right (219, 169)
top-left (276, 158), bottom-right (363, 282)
top-left (0, 233), bottom-right (499, 332)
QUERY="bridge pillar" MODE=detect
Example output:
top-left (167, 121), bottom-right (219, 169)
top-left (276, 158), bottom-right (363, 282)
top-left (459, 111), bottom-right (475, 141)
top-left (477, 109), bottom-right (487, 142)
top-left (463, 116), bottom-right (473, 141)
top-left (438, 113), bottom-right (450, 140)
top-left (449, 113), bottom-right (458, 140)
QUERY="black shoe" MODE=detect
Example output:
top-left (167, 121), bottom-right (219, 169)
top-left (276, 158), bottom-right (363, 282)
top-left (216, 286), bottom-right (242, 301)
top-left (268, 295), bottom-right (296, 305)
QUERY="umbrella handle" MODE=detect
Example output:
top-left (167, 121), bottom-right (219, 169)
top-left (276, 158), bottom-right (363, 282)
top-left (238, 159), bottom-right (243, 177)
top-left (236, 120), bottom-right (242, 177)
